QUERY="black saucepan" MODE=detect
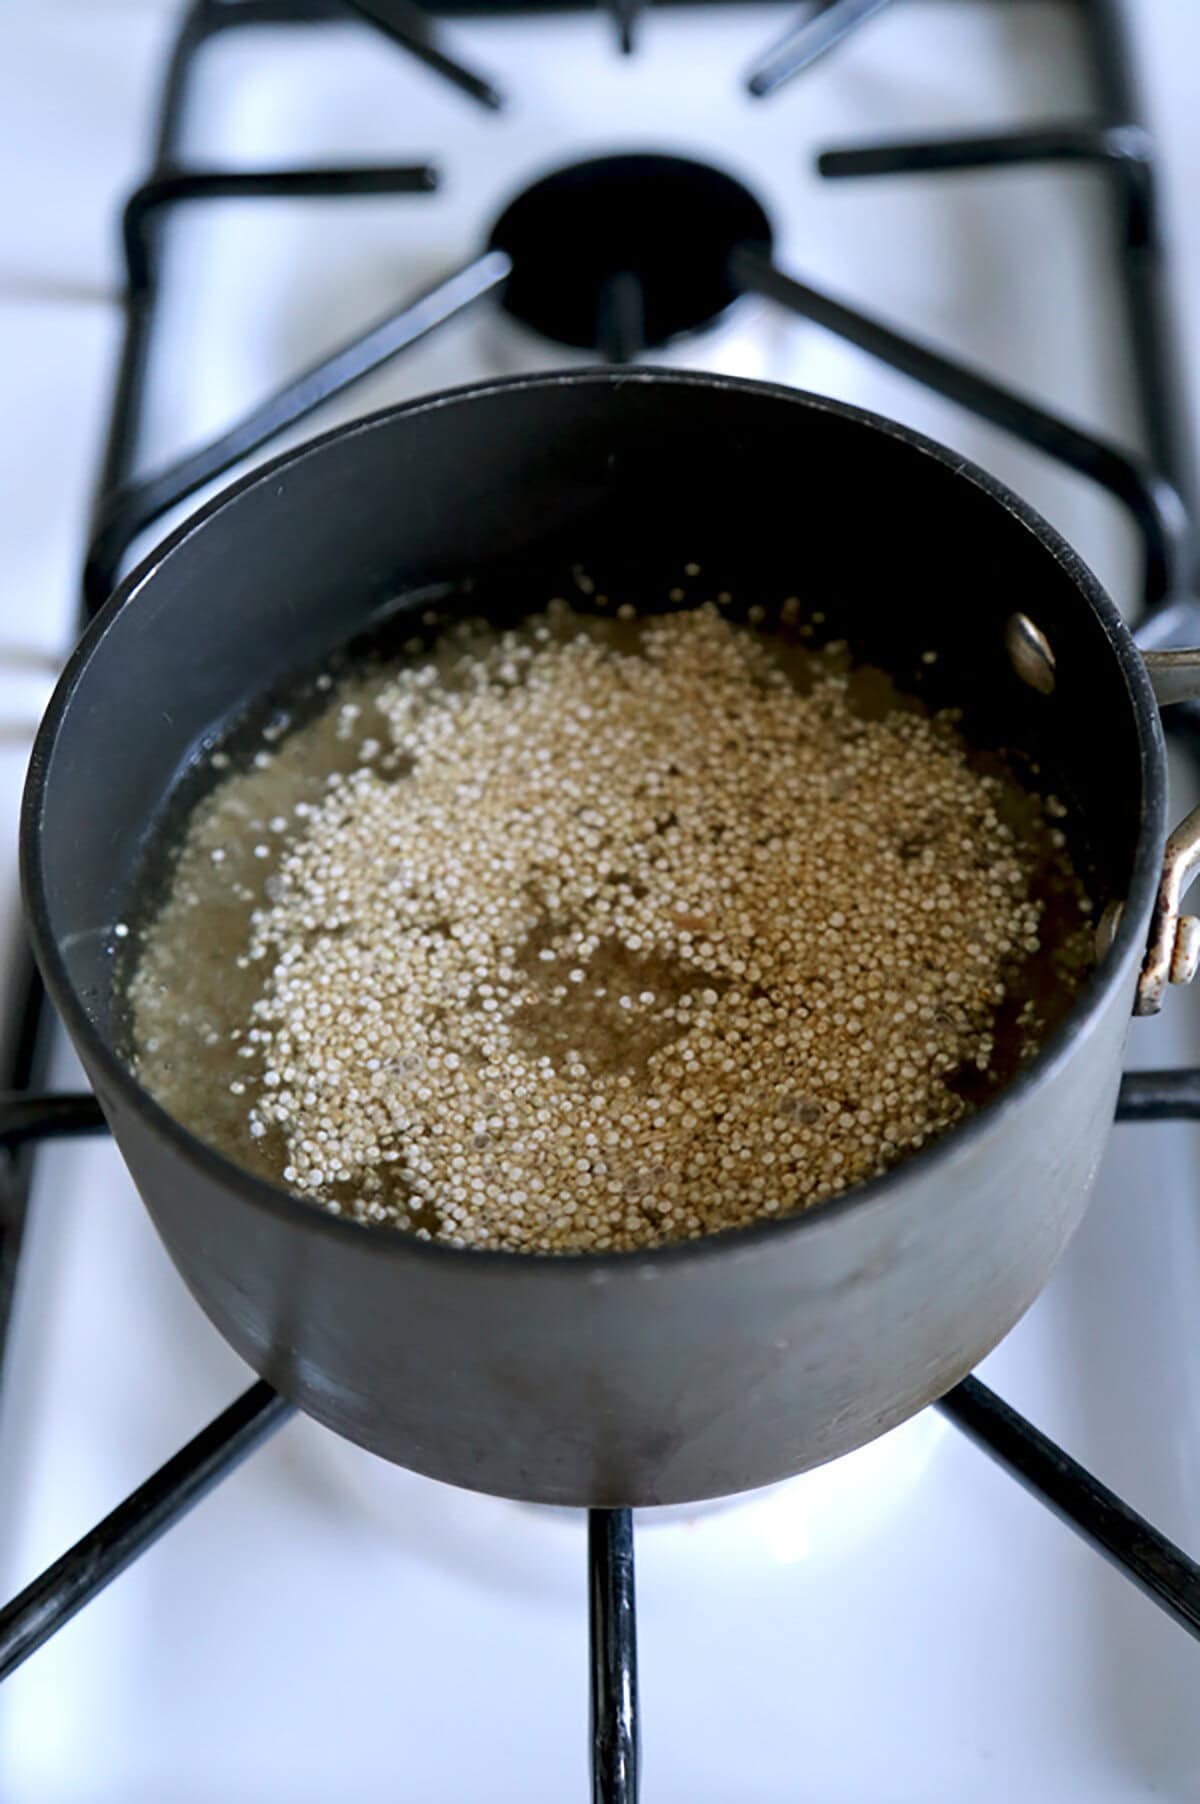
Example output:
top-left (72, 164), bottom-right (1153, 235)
top-left (21, 370), bottom-right (1190, 1506)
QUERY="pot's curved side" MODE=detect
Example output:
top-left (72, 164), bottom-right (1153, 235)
top-left (81, 942), bottom-right (1134, 1505)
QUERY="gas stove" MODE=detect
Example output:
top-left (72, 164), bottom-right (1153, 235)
top-left (3, 2), bottom-right (1200, 1798)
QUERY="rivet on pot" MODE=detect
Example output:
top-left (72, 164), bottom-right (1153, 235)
top-left (1095, 899), bottom-right (1123, 960)
top-left (1006, 613), bottom-right (1056, 695)
top-left (1170, 914), bottom-right (1200, 985)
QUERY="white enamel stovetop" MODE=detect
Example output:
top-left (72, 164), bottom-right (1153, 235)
top-left (2, 2), bottom-right (1200, 1798)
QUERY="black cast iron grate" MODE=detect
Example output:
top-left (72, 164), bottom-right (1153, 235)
top-left (3, 4), bottom-right (1200, 1799)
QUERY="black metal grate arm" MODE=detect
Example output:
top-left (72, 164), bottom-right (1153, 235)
top-left (0, 1382), bottom-right (293, 1681)
top-left (1117, 1067), bottom-right (1200, 1120)
top-left (85, 249), bottom-right (511, 612)
top-left (939, 1377), bottom-right (1200, 1641)
top-left (123, 166), bottom-right (440, 296)
top-left (745, 0), bottom-right (891, 100)
top-left (816, 122), bottom-right (1156, 249)
top-left (729, 245), bottom-right (1190, 609)
top-left (607, 0), bottom-right (640, 57)
top-left (590, 1508), bottom-right (640, 1804)
top-left (0, 1093), bottom-right (107, 1147)
top-left (597, 271), bottom-right (645, 365)
top-left (342, 0), bottom-right (503, 109)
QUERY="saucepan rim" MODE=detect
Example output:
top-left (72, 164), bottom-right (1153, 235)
top-left (20, 368), bottom-right (1167, 1273)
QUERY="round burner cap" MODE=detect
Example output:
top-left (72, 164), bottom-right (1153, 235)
top-left (487, 153), bottom-right (774, 354)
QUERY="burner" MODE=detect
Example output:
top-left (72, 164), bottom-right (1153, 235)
top-left (487, 153), bottom-right (774, 355)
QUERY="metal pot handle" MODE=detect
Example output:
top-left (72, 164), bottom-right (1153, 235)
top-left (1126, 648), bottom-right (1200, 1015)
top-left (1007, 615), bottom-right (1200, 1014)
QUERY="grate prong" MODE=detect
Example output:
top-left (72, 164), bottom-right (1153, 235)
top-left (0, 1383), bottom-right (293, 1682)
top-left (590, 1509), bottom-right (640, 1803)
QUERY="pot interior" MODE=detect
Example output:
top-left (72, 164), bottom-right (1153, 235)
top-left (29, 372), bottom-right (1152, 1101)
